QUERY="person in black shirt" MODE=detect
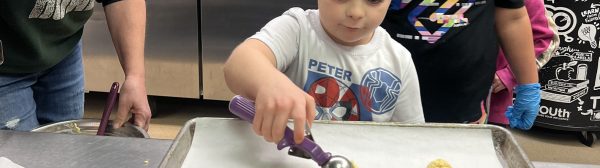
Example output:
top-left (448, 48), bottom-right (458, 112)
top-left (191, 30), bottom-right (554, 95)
top-left (0, 0), bottom-right (151, 131)
top-left (382, 0), bottom-right (541, 129)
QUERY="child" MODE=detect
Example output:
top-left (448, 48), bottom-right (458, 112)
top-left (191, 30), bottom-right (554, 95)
top-left (490, 0), bottom-right (558, 126)
top-left (382, 0), bottom-right (541, 129)
top-left (224, 0), bottom-right (424, 144)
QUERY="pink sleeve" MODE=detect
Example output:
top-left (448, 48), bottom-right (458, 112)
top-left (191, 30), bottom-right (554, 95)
top-left (496, 50), bottom-right (518, 91)
top-left (497, 66), bottom-right (518, 92)
top-left (526, 0), bottom-right (555, 57)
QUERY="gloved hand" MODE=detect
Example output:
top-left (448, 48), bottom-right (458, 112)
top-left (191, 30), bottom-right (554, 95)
top-left (505, 83), bottom-right (541, 130)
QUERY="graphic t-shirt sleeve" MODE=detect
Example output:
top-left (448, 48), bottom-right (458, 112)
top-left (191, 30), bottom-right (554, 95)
top-left (249, 8), bottom-right (302, 72)
top-left (495, 0), bottom-right (524, 9)
top-left (392, 48), bottom-right (425, 123)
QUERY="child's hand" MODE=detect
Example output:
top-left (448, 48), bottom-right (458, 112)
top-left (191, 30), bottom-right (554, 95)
top-left (252, 81), bottom-right (316, 144)
top-left (505, 83), bottom-right (541, 130)
top-left (492, 74), bottom-right (507, 93)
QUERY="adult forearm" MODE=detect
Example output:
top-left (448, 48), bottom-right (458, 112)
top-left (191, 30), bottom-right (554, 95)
top-left (104, 0), bottom-right (146, 79)
top-left (496, 7), bottom-right (538, 84)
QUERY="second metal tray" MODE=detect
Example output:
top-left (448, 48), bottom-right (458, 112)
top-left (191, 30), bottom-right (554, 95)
top-left (160, 118), bottom-right (533, 168)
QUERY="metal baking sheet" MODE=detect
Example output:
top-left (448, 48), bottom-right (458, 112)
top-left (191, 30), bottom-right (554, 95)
top-left (160, 118), bottom-right (533, 168)
top-left (0, 130), bottom-right (171, 168)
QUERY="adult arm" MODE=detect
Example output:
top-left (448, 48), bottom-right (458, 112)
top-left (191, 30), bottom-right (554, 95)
top-left (103, 0), bottom-right (151, 131)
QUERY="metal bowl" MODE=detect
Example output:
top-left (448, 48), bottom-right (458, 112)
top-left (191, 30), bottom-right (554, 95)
top-left (32, 119), bottom-right (149, 138)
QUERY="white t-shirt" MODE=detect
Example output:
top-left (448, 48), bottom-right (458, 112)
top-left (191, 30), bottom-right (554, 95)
top-left (250, 8), bottom-right (424, 123)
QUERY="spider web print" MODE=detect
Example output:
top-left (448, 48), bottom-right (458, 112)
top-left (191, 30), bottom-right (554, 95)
top-left (308, 76), bottom-right (361, 121)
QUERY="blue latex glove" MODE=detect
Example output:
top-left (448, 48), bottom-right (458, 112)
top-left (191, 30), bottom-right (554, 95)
top-left (505, 83), bottom-right (541, 130)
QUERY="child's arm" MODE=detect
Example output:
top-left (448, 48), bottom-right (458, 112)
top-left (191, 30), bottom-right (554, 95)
top-left (495, 7), bottom-right (538, 84)
top-left (224, 39), bottom-right (316, 144)
top-left (495, 0), bottom-right (556, 94)
top-left (495, 6), bottom-right (541, 130)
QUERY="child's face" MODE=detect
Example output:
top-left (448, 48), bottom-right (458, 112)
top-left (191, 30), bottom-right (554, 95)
top-left (318, 0), bottom-right (390, 46)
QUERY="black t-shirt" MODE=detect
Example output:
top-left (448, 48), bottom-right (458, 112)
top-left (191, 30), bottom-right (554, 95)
top-left (0, 0), bottom-right (121, 74)
top-left (381, 0), bottom-right (524, 123)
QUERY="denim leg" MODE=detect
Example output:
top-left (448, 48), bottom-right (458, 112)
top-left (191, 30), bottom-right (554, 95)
top-left (33, 42), bottom-right (85, 126)
top-left (0, 73), bottom-right (40, 131)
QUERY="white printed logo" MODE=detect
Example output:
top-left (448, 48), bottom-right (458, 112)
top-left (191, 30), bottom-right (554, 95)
top-left (546, 5), bottom-right (578, 42)
top-left (29, 0), bottom-right (94, 20)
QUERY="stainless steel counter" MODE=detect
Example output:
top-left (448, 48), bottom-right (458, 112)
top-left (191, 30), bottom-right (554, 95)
top-left (0, 130), bottom-right (171, 168)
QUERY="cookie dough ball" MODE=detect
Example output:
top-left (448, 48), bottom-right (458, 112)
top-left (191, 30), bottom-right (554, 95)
top-left (427, 159), bottom-right (452, 168)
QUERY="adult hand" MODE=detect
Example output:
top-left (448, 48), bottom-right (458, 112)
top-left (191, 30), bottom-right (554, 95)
top-left (113, 76), bottom-right (151, 131)
top-left (505, 83), bottom-right (541, 130)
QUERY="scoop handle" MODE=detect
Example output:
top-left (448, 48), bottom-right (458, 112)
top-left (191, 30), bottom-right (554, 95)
top-left (228, 95), bottom-right (332, 166)
top-left (97, 82), bottom-right (119, 136)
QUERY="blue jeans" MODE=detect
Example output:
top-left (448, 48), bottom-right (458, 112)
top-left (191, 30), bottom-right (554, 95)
top-left (0, 42), bottom-right (84, 131)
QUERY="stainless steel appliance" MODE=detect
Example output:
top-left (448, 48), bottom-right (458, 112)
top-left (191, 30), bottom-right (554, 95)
top-left (83, 0), bottom-right (200, 99)
top-left (83, 0), bottom-right (316, 100)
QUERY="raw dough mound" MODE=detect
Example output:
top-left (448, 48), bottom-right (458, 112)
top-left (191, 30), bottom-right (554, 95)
top-left (427, 159), bottom-right (452, 168)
